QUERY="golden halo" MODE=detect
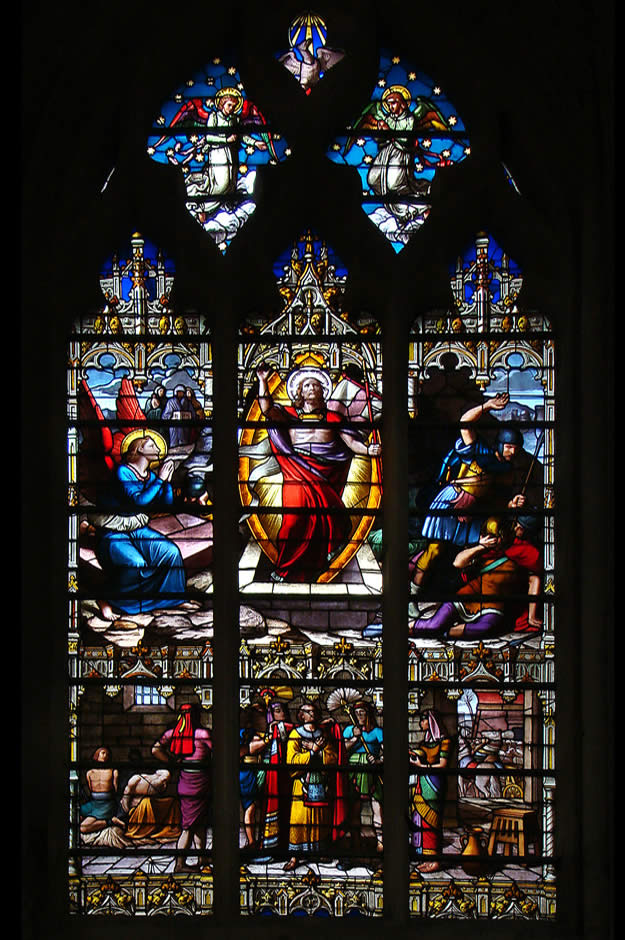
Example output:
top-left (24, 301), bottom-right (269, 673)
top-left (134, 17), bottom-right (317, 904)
top-left (215, 87), bottom-right (244, 113)
top-left (120, 428), bottom-right (168, 459)
top-left (382, 84), bottom-right (412, 109)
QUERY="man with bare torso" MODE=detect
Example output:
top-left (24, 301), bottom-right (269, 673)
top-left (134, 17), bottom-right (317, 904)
top-left (80, 747), bottom-right (125, 834)
top-left (120, 769), bottom-right (172, 814)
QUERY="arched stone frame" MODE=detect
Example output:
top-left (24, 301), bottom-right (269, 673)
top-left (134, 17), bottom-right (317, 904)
top-left (22, 0), bottom-right (612, 937)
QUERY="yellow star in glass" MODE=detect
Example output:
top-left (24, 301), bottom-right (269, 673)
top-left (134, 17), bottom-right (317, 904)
top-left (433, 86), bottom-right (441, 95)
top-left (392, 56), bottom-right (401, 64)
top-left (448, 115), bottom-right (457, 125)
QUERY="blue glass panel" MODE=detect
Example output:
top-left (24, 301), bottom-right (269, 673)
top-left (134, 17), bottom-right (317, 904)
top-left (147, 58), bottom-right (290, 252)
top-left (276, 12), bottom-right (345, 93)
top-left (327, 52), bottom-right (470, 252)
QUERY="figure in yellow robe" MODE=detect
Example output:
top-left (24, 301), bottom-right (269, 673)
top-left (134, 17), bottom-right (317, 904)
top-left (119, 768), bottom-right (181, 842)
top-left (285, 704), bottom-right (348, 860)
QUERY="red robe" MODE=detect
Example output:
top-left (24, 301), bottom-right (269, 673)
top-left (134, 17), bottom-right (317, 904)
top-left (261, 721), bottom-right (294, 851)
top-left (268, 407), bottom-right (355, 581)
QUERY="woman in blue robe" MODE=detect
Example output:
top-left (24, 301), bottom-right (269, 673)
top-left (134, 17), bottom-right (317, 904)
top-left (93, 433), bottom-right (186, 616)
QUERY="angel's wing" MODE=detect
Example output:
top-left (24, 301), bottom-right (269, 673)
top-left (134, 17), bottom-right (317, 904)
top-left (116, 377), bottom-right (147, 431)
top-left (240, 99), bottom-right (279, 162)
top-left (412, 97), bottom-right (451, 133)
top-left (168, 97), bottom-right (212, 128)
top-left (343, 100), bottom-right (383, 156)
top-left (77, 379), bottom-right (115, 504)
top-left (152, 98), bottom-right (213, 151)
top-left (110, 378), bottom-right (147, 463)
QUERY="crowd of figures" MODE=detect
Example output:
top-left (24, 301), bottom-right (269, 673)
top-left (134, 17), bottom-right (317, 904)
top-left (79, 704), bottom-right (212, 872)
top-left (79, 701), bottom-right (467, 874)
top-left (143, 384), bottom-right (206, 449)
top-left (238, 696), bottom-right (384, 871)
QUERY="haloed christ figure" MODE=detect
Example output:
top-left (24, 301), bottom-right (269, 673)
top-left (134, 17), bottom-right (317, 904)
top-left (256, 365), bottom-right (381, 583)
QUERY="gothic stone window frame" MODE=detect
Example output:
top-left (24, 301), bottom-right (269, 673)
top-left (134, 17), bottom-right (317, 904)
top-left (21, 1), bottom-right (613, 938)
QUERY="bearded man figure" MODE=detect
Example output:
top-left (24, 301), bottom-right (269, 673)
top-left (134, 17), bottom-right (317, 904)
top-left (283, 702), bottom-right (348, 869)
top-left (256, 365), bottom-right (381, 582)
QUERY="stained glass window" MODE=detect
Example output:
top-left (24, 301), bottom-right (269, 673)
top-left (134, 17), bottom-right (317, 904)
top-left (34, 1), bottom-right (611, 932)
top-left (406, 232), bottom-right (556, 919)
top-left (276, 11), bottom-right (345, 93)
top-left (147, 58), bottom-right (290, 253)
top-left (237, 232), bottom-right (384, 915)
top-left (326, 51), bottom-right (470, 252)
top-left (68, 234), bottom-right (215, 914)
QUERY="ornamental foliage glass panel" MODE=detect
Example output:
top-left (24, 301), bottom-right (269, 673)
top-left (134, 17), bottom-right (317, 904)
top-left (326, 51), bottom-right (470, 252)
top-left (67, 235), bottom-right (215, 916)
top-left (147, 57), bottom-right (290, 253)
top-left (406, 232), bottom-right (556, 921)
top-left (237, 232), bottom-right (384, 916)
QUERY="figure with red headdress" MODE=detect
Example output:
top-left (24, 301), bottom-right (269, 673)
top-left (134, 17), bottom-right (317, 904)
top-left (153, 703), bottom-right (212, 872)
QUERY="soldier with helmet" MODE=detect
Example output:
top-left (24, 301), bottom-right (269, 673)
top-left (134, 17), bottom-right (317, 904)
top-left (410, 393), bottom-right (527, 593)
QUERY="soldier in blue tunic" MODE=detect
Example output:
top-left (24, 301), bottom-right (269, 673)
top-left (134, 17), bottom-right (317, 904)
top-left (411, 393), bottom-right (527, 593)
